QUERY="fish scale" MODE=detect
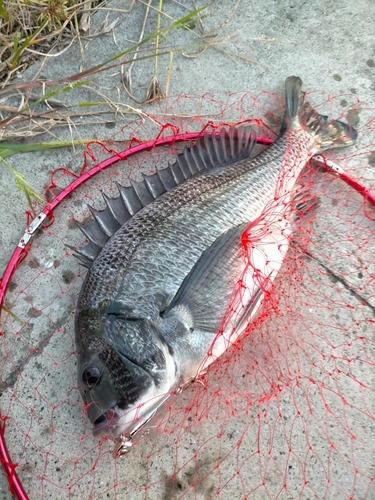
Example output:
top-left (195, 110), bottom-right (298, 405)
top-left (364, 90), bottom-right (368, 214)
top-left (73, 77), bottom-right (357, 446)
top-left (78, 136), bottom-right (285, 311)
top-left (113, 164), bottom-right (281, 303)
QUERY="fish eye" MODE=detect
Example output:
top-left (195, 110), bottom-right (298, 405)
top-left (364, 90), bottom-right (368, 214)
top-left (82, 366), bottom-right (101, 387)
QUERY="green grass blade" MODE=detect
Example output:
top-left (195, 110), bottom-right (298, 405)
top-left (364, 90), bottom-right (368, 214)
top-left (0, 0), bottom-right (9, 21)
top-left (2, 157), bottom-right (45, 210)
top-left (23, 79), bottom-right (94, 112)
top-left (1, 305), bottom-right (24, 325)
top-left (0, 139), bottom-right (95, 159)
top-left (10, 19), bottom-right (48, 70)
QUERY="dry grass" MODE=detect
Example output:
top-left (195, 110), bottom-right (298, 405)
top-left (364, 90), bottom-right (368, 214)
top-left (0, 0), bottom-right (268, 143)
top-left (0, 0), bottom-right (110, 84)
top-left (0, 2), bottom-right (214, 138)
top-left (0, 1), bottom-right (215, 208)
top-left (0, 0), bottom-right (272, 207)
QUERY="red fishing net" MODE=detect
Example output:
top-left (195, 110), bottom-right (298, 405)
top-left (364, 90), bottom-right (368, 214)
top-left (0, 89), bottom-right (374, 499)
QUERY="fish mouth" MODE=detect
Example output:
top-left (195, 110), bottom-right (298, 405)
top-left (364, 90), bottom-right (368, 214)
top-left (92, 408), bottom-right (120, 438)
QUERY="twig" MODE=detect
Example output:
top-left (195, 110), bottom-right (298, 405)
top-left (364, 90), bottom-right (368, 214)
top-left (146, 0), bottom-right (164, 102)
top-left (121, 0), bottom-right (152, 100)
top-left (165, 51), bottom-right (173, 97)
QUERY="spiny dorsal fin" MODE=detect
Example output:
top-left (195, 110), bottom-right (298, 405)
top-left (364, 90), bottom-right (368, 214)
top-left (131, 178), bottom-right (154, 206)
top-left (143, 172), bottom-right (165, 198)
top-left (67, 241), bottom-right (101, 269)
top-left (102, 192), bottom-right (131, 225)
top-left (72, 126), bottom-right (256, 267)
top-left (88, 205), bottom-right (121, 237)
top-left (75, 219), bottom-right (109, 248)
top-left (117, 184), bottom-right (144, 215)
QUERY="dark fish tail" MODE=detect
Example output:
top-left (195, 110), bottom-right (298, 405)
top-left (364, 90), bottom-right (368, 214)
top-left (282, 75), bottom-right (357, 151)
top-left (284, 76), bottom-right (304, 126)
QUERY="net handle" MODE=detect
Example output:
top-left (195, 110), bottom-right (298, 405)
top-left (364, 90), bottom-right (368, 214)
top-left (0, 130), bottom-right (373, 500)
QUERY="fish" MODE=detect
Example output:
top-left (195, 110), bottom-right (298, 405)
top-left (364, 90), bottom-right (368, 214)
top-left (73, 77), bottom-right (357, 450)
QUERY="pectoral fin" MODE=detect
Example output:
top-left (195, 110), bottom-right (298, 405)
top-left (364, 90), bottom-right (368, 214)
top-left (164, 223), bottom-right (253, 334)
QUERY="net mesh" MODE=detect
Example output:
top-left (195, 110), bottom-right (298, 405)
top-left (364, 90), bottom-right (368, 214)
top-left (0, 89), bottom-right (374, 500)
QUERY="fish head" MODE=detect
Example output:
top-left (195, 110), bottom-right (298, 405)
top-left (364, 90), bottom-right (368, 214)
top-left (77, 318), bottom-right (177, 439)
top-left (77, 335), bottom-right (150, 438)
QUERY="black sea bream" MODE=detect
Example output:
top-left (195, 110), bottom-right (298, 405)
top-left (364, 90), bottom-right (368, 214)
top-left (74, 77), bottom-right (356, 450)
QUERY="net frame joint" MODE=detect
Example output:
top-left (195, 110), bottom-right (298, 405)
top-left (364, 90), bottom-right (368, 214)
top-left (313, 155), bottom-right (343, 174)
top-left (18, 213), bottom-right (47, 249)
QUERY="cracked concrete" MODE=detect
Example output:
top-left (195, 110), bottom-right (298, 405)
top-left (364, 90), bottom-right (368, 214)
top-left (0, 0), bottom-right (374, 498)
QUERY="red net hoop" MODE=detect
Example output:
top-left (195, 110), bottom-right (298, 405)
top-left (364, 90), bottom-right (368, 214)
top-left (0, 90), bottom-right (374, 500)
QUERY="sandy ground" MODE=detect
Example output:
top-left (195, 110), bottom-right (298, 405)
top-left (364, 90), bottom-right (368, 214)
top-left (0, 0), bottom-right (374, 498)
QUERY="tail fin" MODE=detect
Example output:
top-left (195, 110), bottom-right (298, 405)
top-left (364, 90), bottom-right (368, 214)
top-left (282, 76), bottom-right (357, 151)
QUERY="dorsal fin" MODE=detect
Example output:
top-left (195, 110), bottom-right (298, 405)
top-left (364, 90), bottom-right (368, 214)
top-left (72, 126), bottom-right (256, 268)
top-left (88, 205), bottom-right (121, 236)
top-left (102, 192), bottom-right (131, 225)
top-left (76, 219), bottom-right (109, 248)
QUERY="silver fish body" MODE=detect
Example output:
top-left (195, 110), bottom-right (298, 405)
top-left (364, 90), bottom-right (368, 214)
top-left (74, 77), bottom-right (357, 442)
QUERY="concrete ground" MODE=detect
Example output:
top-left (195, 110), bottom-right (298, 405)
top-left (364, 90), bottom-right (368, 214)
top-left (0, 0), bottom-right (374, 498)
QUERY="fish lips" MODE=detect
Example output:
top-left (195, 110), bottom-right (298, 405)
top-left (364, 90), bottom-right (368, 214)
top-left (83, 390), bottom-right (121, 437)
top-left (85, 397), bottom-right (117, 428)
top-left (80, 378), bottom-right (120, 436)
top-left (91, 407), bottom-right (120, 438)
